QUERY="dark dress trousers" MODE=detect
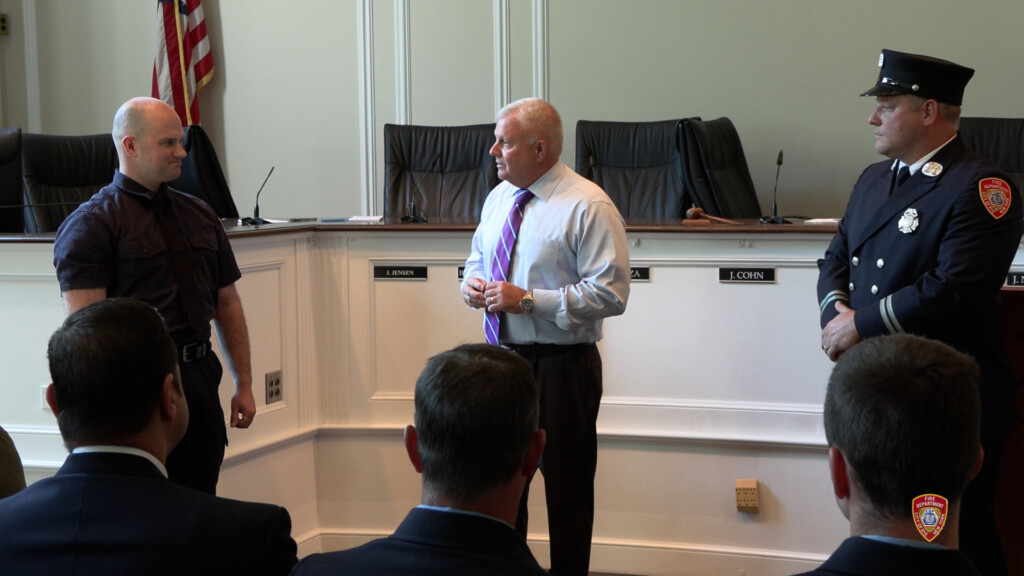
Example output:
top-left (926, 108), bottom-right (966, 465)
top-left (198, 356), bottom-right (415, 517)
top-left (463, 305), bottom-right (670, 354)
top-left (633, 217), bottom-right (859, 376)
top-left (0, 452), bottom-right (298, 575)
top-left (290, 507), bottom-right (549, 576)
top-left (793, 536), bottom-right (981, 576)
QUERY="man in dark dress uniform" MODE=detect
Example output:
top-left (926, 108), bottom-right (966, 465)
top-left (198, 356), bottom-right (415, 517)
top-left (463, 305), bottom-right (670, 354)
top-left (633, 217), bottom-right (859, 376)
top-left (817, 49), bottom-right (1024, 576)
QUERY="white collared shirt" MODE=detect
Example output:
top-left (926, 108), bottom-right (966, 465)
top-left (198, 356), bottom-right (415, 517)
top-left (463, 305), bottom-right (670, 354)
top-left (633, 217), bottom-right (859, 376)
top-left (893, 133), bottom-right (958, 176)
top-left (416, 504), bottom-right (513, 529)
top-left (861, 534), bottom-right (949, 550)
top-left (463, 162), bottom-right (630, 345)
top-left (72, 445), bottom-right (169, 478)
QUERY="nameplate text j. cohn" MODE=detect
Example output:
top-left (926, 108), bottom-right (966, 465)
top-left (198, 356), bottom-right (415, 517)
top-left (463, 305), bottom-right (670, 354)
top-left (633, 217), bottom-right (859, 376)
top-left (718, 268), bottom-right (776, 284)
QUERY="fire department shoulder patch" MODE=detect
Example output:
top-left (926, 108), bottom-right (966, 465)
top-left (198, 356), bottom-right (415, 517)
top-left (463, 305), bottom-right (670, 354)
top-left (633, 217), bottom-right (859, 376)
top-left (912, 493), bottom-right (948, 542)
top-left (979, 178), bottom-right (1011, 219)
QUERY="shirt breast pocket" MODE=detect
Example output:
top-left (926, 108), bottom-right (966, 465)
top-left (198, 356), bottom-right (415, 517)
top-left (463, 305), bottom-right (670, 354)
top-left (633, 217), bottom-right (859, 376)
top-left (514, 235), bottom-right (562, 284)
top-left (118, 236), bottom-right (166, 260)
top-left (186, 226), bottom-right (219, 252)
top-left (117, 235), bottom-right (174, 288)
top-left (185, 226), bottom-right (221, 290)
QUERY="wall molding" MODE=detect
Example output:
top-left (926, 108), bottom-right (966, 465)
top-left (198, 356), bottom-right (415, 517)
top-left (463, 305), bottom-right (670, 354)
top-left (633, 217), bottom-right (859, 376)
top-left (357, 0), bottom-right (378, 215)
top-left (315, 409), bottom-right (826, 449)
top-left (311, 236), bottom-right (351, 423)
top-left (493, 0), bottom-right (510, 111)
top-left (11, 414), bottom-right (826, 478)
top-left (599, 397), bottom-right (826, 449)
top-left (393, 0), bottom-right (411, 124)
top-left (629, 256), bottom-right (821, 267)
top-left (294, 238), bottom-right (321, 427)
top-left (22, 0), bottom-right (41, 131)
top-left (532, 0), bottom-right (549, 100)
top-left (314, 528), bottom-right (828, 573)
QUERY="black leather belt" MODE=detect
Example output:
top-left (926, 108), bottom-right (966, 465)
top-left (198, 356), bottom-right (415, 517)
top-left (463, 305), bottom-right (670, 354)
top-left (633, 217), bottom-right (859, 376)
top-left (502, 342), bottom-right (594, 360)
top-left (179, 341), bottom-right (210, 363)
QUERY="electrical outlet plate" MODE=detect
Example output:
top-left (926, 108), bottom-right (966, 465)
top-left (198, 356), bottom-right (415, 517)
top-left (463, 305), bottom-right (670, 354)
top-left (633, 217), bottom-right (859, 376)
top-left (265, 370), bottom-right (282, 404)
top-left (0, 14), bottom-right (9, 36)
top-left (735, 478), bottom-right (759, 513)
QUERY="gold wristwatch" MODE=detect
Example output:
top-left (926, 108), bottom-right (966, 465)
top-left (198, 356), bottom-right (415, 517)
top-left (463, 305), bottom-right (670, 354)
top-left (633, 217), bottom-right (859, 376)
top-left (519, 290), bottom-right (534, 314)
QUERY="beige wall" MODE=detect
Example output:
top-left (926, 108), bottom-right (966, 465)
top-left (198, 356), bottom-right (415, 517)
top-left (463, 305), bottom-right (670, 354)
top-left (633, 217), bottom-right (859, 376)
top-left (1, 0), bottom-right (1021, 220)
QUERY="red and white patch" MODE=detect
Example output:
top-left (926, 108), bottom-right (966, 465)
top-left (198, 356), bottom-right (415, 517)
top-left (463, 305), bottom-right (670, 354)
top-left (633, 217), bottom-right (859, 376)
top-left (912, 494), bottom-right (948, 542)
top-left (979, 178), bottom-right (1012, 219)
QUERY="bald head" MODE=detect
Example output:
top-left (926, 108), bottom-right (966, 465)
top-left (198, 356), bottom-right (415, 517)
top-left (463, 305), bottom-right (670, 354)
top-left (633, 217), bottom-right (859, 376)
top-left (112, 97), bottom-right (186, 191)
top-left (113, 97), bottom-right (165, 151)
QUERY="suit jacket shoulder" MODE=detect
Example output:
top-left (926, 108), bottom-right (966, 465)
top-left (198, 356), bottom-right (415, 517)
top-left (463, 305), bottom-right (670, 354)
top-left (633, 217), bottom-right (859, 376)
top-left (292, 507), bottom-right (548, 575)
top-left (0, 452), bottom-right (297, 575)
top-left (792, 536), bottom-right (981, 576)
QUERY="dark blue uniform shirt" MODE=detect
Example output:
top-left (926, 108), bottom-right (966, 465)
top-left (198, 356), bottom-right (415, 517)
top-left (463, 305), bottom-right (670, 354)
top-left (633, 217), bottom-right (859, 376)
top-left (53, 171), bottom-right (241, 342)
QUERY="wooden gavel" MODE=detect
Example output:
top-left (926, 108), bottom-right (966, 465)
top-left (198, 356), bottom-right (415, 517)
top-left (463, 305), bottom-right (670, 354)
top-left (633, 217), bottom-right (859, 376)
top-left (684, 207), bottom-right (741, 225)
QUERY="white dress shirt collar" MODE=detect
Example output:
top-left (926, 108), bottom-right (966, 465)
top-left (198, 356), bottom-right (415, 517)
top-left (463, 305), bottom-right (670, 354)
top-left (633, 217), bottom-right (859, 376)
top-left (72, 445), bottom-right (169, 478)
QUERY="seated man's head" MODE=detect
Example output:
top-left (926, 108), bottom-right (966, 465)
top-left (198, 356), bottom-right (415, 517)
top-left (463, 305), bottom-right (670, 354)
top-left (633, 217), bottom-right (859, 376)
top-left (405, 343), bottom-right (543, 508)
top-left (46, 297), bottom-right (187, 454)
top-left (824, 333), bottom-right (982, 541)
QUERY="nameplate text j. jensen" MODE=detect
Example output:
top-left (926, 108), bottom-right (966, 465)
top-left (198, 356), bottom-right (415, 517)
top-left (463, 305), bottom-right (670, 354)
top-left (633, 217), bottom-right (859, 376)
top-left (374, 266), bottom-right (428, 280)
top-left (719, 267), bottom-right (776, 284)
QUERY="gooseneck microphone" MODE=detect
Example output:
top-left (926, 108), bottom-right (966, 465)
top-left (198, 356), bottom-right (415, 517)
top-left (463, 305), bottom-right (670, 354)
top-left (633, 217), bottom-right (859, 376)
top-left (765, 150), bottom-right (787, 225)
top-left (242, 166), bottom-right (274, 225)
top-left (402, 153), bottom-right (440, 224)
top-left (403, 200), bottom-right (428, 224)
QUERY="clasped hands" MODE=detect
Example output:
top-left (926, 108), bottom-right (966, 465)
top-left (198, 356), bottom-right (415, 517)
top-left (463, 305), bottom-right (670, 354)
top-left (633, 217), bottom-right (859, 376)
top-left (820, 302), bottom-right (859, 361)
top-left (462, 277), bottom-right (528, 314)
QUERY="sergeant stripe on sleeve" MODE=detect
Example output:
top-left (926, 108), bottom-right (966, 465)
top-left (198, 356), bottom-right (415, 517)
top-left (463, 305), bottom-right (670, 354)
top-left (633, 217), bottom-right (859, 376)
top-left (819, 290), bottom-right (849, 316)
top-left (879, 295), bottom-right (905, 334)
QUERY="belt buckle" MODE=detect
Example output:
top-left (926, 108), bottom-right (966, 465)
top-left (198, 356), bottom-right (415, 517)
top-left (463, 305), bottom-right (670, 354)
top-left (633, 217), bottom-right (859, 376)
top-left (181, 342), bottom-right (206, 363)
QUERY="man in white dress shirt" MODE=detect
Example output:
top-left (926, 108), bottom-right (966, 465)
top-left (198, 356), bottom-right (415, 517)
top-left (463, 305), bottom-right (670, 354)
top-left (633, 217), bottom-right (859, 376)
top-left (461, 97), bottom-right (630, 576)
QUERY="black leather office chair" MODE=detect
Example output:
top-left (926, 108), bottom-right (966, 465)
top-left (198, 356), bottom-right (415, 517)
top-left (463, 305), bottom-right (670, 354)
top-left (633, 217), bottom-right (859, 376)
top-left (0, 127), bottom-right (22, 233)
top-left (383, 123), bottom-right (499, 222)
top-left (169, 124), bottom-right (240, 219)
top-left (21, 133), bottom-right (118, 233)
top-left (959, 117), bottom-right (1024, 191)
top-left (575, 119), bottom-right (688, 219)
top-left (681, 117), bottom-right (762, 219)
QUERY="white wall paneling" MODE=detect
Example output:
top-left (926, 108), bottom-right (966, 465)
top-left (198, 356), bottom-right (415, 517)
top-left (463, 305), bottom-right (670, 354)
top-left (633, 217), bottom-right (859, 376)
top-left (8, 225), bottom-right (1023, 571)
top-left (0, 225), bottom-right (885, 574)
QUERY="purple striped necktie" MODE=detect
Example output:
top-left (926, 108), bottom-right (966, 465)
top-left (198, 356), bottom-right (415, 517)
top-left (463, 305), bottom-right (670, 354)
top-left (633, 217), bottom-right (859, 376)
top-left (484, 188), bottom-right (535, 345)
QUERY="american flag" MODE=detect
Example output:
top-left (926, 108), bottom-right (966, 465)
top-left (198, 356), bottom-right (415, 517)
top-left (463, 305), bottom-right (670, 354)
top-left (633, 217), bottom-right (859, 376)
top-left (152, 0), bottom-right (214, 126)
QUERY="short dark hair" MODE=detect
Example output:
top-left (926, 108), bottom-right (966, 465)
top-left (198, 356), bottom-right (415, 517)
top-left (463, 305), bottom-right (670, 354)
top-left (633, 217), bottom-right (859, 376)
top-left (414, 344), bottom-right (539, 502)
top-left (47, 298), bottom-right (179, 445)
top-left (824, 334), bottom-right (981, 520)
